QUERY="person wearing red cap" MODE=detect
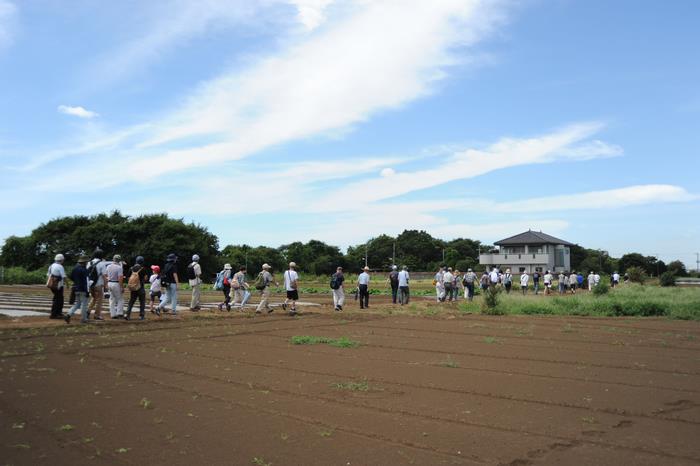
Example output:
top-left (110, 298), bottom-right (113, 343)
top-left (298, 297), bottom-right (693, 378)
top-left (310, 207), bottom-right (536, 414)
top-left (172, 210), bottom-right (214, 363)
top-left (149, 265), bottom-right (162, 314)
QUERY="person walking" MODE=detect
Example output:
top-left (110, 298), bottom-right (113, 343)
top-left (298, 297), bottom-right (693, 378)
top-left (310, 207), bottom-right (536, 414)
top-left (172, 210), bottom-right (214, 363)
top-left (330, 267), bottom-right (345, 311)
top-left (157, 254), bottom-right (179, 316)
top-left (105, 255), bottom-right (125, 318)
top-left (232, 266), bottom-right (251, 308)
top-left (489, 267), bottom-right (500, 287)
top-left (434, 267), bottom-right (445, 302)
top-left (188, 254), bottom-right (202, 311)
top-left (217, 264), bottom-right (234, 311)
top-left (612, 271), bottom-right (620, 288)
top-left (125, 256), bottom-right (148, 320)
top-left (87, 248), bottom-right (107, 321)
top-left (533, 270), bottom-right (541, 295)
top-left (443, 267), bottom-right (454, 302)
top-left (479, 271), bottom-right (490, 292)
top-left (569, 271), bottom-right (577, 294)
top-left (398, 266), bottom-right (410, 305)
top-left (64, 255), bottom-right (90, 324)
top-left (503, 269), bottom-right (513, 294)
top-left (577, 272), bottom-right (584, 290)
top-left (149, 265), bottom-right (162, 314)
top-left (587, 271), bottom-right (595, 291)
top-left (520, 271), bottom-right (529, 295)
top-left (255, 263), bottom-right (277, 314)
top-left (357, 266), bottom-right (371, 309)
top-left (46, 254), bottom-right (67, 319)
top-left (462, 268), bottom-right (477, 301)
top-left (283, 262), bottom-right (300, 315)
top-left (558, 271), bottom-right (566, 294)
top-left (594, 272), bottom-right (601, 287)
top-left (388, 265), bottom-right (399, 304)
top-left (543, 270), bottom-right (553, 296)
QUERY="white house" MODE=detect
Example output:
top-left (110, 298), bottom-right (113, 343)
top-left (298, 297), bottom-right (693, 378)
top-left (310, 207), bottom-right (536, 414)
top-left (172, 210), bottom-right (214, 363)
top-left (479, 230), bottom-right (573, 273)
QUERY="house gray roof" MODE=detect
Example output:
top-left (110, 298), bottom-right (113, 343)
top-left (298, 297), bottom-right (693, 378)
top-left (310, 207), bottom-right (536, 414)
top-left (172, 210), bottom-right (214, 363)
top-left (494, 230), bottom-right (573, 246)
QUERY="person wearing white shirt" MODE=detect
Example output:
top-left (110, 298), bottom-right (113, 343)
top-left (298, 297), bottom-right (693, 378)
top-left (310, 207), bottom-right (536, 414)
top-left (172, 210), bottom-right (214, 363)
top-left (462, 269), bottom-right (478, 301)
top-left (434, 267), bottom-right (445, 302)
top-left (588, 271), bottom-right (595, 291)
top-left (594, 273), bottom-right (601, 287)
top-left (520, 272), bottom-right (529, 295)
top-left (357, 266), bottom-right (371, 309)
top-left (47, 254), bottom-right (67, 319)
top-left (443, 268), bottom-right (454, 302)
top-left (397, 266), bottom-right (410, 305)
top-left (543, 270), bottom-right (554, 295)
top-left (612, 271), bottom-right (620, 287)
top-left (489, 268), bottom-right (500, 286)
top-left (283, 262), bottom-right (300, 315)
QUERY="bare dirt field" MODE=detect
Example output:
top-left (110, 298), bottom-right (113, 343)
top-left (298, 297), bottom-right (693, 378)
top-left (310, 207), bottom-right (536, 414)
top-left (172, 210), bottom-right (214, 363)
top-left (1, 286), bottom-right (699, 465)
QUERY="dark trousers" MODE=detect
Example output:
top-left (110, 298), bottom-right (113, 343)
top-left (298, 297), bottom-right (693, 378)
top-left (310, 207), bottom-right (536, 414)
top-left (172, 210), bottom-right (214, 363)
top-left (390, 284), bottom-right (398, 304)
top-left (50, 288), bottom-right (64, 317)
top-left (127, 287), bottom-right (146, 318)
top-left (358, 284), bottom-right (369, 308)
top-left (466, 283), bottom-right (475, 301)
top-left (399, 286), bottom-right (409, 305)
top-left (222, 285), bottom-right (231, 305)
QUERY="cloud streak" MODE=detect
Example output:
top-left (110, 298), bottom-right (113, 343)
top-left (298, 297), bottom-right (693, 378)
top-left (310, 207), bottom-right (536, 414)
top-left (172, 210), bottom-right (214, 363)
top-left (57, 105), bottom-right (99, 119)
top-left (0, 0), bottom-right (17, 49)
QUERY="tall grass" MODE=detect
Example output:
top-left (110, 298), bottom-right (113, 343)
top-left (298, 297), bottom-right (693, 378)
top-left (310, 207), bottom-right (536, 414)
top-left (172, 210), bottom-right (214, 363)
top-left (458, 285), bottom-right (700, 320)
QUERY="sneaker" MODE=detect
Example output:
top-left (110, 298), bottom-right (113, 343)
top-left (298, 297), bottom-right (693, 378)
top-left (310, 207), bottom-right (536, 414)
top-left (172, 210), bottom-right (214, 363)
top-left (282, 303), bottom-right (287, 311)
top-left (94, 316), bottom-right (104, 321)
top-left (124, 315), bottom-right (130, 321)
top-left (155, 308), bottom-right (161, 316)
top-left (218, 303), bottom-right (223, 311)
top-left (64, 314), bottom-right (71, 324)
top-left (226, 304), bottom-right (231, 311)
top-left (267, 308), bottom-right (274, 314)
top-left (139, 316), bottom-right (145, 321)
top-left (338, 305), bottom-right (343, 311)
top-left (255, 310), bottom-right (262, 314)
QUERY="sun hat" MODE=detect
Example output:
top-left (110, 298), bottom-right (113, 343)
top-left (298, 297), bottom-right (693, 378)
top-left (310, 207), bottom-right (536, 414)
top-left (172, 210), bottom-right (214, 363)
top-left (113, 254), bottom-right (122, 262)
top-left (151, 265), bottom-right (161, 273)
top-left (54, 254), bottom-right (64, 262)
top-left (224, 263), bottom-right (232, 270)
top-left (363, 266), bottom-right (370, 271)
top-left (77, 255), bottom-right (90, 263)
top-left (167, 253), bottom-right (177, 262)
top-left (289, 261), bottom-right (297, 268)
top-left (192, 254), bottom-right (200, 262)
top-left (262, 263), bottom-right (271, 270)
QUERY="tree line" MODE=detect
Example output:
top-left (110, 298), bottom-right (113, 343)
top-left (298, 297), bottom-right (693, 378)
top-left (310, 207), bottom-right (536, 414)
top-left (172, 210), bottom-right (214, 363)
top-left (0, 212), bottom-right (691, 281)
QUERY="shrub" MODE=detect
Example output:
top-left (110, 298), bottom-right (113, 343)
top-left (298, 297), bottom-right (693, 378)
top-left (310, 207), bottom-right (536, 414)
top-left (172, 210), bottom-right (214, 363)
top-left (0, 267), bottom-right (48, 285)
top-left (481, 286), bottom-right (504, 315)
top-left (592, 282), bottom-right (610, 296)
top-left (659, 272), bottom-right (676, 287)
top-left (626, 266), bottom-right (646, 284)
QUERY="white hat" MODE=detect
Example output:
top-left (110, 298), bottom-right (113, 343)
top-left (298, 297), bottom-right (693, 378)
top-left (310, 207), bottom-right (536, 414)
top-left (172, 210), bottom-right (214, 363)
top-left (289, 261), bottom-right (297, 268)
top-left (54, 253), bottom-right (64, 262)
top-left (363, 266), bottom-right (370, 271)
top-left (392, 265), bottom-right (397, 270)
top-left (192, 254), bottom-right (200, 262)
top-left (224, 263), bottom-right (232, 270)
top-left (262, 263), bottom-right (271, 269)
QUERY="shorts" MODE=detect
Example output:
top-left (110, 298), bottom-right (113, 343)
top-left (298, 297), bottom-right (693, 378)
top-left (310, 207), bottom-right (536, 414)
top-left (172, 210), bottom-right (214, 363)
top-left (150, 291), bottom-right (161, 300)
top-left (286, 290), bottom-right (299, 300)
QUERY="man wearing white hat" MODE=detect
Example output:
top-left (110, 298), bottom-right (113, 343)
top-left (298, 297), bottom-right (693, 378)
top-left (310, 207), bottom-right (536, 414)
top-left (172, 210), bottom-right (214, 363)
top-left (357, 266), bottom-right (371, 309)
top-left (388, 265), bottom-right (399, 304)
top-left (255, 263), bottom-right (278, 314)
top-left (47, 254), bottom-right (67, 319)
top-left (282, 261), bottom-right (300, 315)
top-left (188, 254), bottom-right (202, 311)
top-left (105, 254), bottom-right (125, 318)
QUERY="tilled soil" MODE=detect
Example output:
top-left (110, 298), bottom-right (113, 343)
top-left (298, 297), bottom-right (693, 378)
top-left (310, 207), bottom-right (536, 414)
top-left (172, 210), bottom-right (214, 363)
top-left (1, 292), bottom-right (699, 465)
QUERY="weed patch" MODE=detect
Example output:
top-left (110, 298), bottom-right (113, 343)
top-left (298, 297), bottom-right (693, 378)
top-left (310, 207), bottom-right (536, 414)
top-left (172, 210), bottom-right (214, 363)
top-left (290, 335), bottom-right (359, 348)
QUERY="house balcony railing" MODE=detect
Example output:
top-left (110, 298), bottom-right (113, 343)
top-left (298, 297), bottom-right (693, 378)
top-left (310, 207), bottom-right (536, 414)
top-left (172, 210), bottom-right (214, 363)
top-left (479, 253), bottom-right (551, 265)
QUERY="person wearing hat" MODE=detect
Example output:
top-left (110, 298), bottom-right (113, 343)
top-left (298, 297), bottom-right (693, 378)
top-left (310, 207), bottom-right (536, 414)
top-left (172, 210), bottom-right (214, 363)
top-left (398, 265), bottom-right (410, 305)
top-left (157, 253), bottom-right (179, 316)
top-left (387, 265), bottom-right (399, 304)
top-left (149, 265), bottom-right (162, 314)
top-left (47, 253), bottom-right (67, 319)
top-left (357, 266), bottom-right (371, 309)
top-left (105, 254), bottom-right (125, 318)
top-left (188, 254), bottom-right (203, 311)
top-left (462, 268), bottom-right (477, 301)
top-left (218, 263), bottom-right (234, 311)
top-left (282, 261), bottom-right (300, 315)
top-left (125, 256), bottom-right (148, 320)
top-left (331, 266), bottom-right (345, 311)
top-left (443, 267), bottom-right (454, 302)
top-left (255, 263), bottom-right (278, 314)
top-left (87, 248), bottom-right (107, 320)
top-left (65, 255), bottom-right (91, 324)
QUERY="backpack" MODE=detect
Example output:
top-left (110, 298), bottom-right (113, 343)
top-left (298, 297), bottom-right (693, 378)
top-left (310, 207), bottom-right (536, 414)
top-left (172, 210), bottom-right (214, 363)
top-left (330, 274), bottom-right (340, 290)
top-left (231, 273), bottom-right (241, 290)
top-left (88, 260), bottom-right (100, 285)
top-left (214, 271), bottom-right (224, 291)
top-left (254, 272), bottom-right (266, 290)
top-left (161, 263), bottom-right (173, 287)
top-left (463, 273), bottom-right (474, 285)
top-left (389, 271), bottom-right (399, 285)
top-left (187, 263), bottom-right (197, 280)
top-left (504, 273), bottom-right (512, 285)
top-left (127, 266), bottom-right (142, 291)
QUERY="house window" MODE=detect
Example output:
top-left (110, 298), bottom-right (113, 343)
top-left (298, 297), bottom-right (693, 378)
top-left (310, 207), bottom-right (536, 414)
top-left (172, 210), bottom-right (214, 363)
top-left (519, 267), bottom-right (526, 273)
top-left (535, 267), bottom-right (543, 272)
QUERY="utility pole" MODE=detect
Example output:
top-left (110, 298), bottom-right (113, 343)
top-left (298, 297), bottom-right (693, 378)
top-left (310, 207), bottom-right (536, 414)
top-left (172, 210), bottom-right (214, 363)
top-left (696, 252), bottom-right (699, 273)
top-left (442, 248), bottom-right (445, 263)
top-left (365, 243), bottom-right (368, 268)
top-left (392, 241), bottom-right (396, 267)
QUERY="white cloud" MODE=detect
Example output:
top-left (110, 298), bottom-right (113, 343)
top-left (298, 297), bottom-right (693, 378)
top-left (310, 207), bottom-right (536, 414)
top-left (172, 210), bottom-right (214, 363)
top-left (380, 167), bottom-right (396, 177)
top-left (0, 0), bottom-right (17, 49)
top-left (289, 0), bottom-right (334, 31)
top-left (57, 105), bottom-right (99, 119)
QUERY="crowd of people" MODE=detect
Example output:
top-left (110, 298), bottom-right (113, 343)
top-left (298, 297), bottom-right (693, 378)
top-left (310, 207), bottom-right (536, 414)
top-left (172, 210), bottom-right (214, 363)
top-left (44, 248), bottom-right (627, 324)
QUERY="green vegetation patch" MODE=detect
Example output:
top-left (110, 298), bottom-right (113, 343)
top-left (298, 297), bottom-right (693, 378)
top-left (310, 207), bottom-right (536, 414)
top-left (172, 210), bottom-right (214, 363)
top-left (290, 335), bottom-right (360, 348)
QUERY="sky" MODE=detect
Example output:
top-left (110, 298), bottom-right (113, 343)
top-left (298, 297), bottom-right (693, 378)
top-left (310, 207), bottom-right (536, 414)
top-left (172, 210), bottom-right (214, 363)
top-left (0, 0), bottom-right (698, 268)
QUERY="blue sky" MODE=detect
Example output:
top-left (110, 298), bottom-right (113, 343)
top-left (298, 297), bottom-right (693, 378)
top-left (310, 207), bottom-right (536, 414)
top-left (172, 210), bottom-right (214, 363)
top-left (0, 0), bottom-right (698, 267)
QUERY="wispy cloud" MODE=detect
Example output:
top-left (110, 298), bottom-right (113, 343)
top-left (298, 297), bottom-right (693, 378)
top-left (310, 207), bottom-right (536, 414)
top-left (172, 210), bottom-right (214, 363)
top-left (0, 0), bottom-right (17, 50)
top-left (289, 0), bottom-right (334, 31)
top-left (57, 105), bottom-right (99, 119)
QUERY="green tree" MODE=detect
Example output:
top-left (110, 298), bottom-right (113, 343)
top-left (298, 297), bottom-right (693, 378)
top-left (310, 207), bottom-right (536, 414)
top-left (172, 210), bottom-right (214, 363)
top-left (667, 260), bottom-right (688, 277)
